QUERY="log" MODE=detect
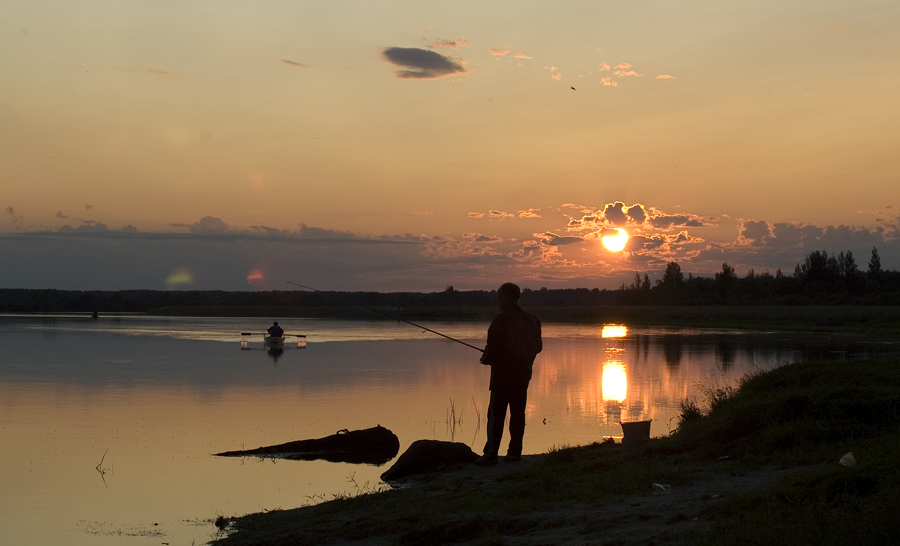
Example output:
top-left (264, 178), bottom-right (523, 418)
top-left (215, 425), bottom-right (400, 465)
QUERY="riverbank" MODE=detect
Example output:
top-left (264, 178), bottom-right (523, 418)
top-left (212, 357), bottom-right (900, 546)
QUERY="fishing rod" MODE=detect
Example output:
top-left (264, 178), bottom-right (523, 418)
top-left (286, 282), bottom-right (484, 353)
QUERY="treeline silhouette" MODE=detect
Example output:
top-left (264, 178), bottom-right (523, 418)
top-left (1, 248), bottom-right (898, 313)
top-left (619, 247), bottom-right (900, 305)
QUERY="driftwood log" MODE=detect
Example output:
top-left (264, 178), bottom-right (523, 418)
top-left (215, 425), bottom-right (400, 465)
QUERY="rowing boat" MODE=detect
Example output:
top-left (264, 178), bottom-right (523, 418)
top-left (240, 332), bottom-right (307, 349)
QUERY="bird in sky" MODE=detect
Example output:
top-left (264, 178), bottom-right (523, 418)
top-left (570, 86), bottom-right (576, 90)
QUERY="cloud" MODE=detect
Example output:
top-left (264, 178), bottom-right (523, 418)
top-left (462, 232), bottom-right (502, 243)
top-left (514, 53), bottom-right (533, 60)
top-left (59, 221), bottom-right (110, 233)
top-left (656, 74), bottom-right (675, 79)
top-left (467, 212), bottom-right (485, 218)
top-left (297, 223), bottom-right (357, 238)
top-left (424, 36), bottom-right (470, 49)
top-left (626, 205), bottom-right (647, 225)
top-left (56, 211), bottom-right (68, 219)
top-left (409, 210), bottom-right (433, 216)
top-left (5, 210), bottom-right (900, 292)
top-left (281, 59), bottom-right (311, 68)
top-left (489, 210), bottom-right (515, 219)
top-left (190, 216), bottom-right (229, 234)
top-left (739, 220), bottom-right (772, 243)
top-left (518, 209), bottom-right (541, 219)
top-left (616, 63), bottom-right (632, 69)
top-left (648, 211), bottom-right (705, 229)
top-left (614, 69), bottom-right (641, 77)
top-left (382, 47), bottom-right (467, 80)
top-left (601, 76), bottom-right (617, 87)
top-left (599, 63), bottom-right (611, 71)
top-left (489, 47), bottom-right (510, 56)
top-left (536, 232), bottom-right (583, 246)
top-left (603, 202), bottom-right (628, 225)
top-left (85, 204), bottom-right (94, 210)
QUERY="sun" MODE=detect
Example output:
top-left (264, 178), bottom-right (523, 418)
top-left (601, 228), bottom-right (629, 252)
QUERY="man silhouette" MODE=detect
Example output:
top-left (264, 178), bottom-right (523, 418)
top-left (267, 321), bottom-right (284, 337)
top-left (475, 282), bottom-right (542, 465)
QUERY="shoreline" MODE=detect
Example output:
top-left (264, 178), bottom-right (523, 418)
top-left (212, 356), bottom-right (900, 546)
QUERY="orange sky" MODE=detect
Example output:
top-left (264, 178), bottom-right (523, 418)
top-left (2, 1), bottom-right (899, 290)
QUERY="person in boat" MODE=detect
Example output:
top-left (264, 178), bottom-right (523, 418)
top-left (474, 282), bottom-right (542, 466)
top-left (267, 321), bottom-right (284, 338)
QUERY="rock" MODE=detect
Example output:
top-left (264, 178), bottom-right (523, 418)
top-left (380, 439), bottom-right (479, 482)
top-left (215, 425), bottom-right (400, 465)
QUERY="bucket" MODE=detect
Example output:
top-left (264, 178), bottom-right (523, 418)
top-left (620, 420), bottom-right (651, 448)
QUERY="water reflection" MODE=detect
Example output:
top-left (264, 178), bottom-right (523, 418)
top-left (601, 325), bottom-right (627, 338)
top-left (2, 316), bottom-right (900, 546)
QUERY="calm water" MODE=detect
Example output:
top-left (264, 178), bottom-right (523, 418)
top-left (1, 314), bottom-right (897, 545)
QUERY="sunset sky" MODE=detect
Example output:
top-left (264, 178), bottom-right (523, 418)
top-left (2, 0), bottom-right (899, 291)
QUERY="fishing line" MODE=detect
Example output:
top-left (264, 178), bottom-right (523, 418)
top-left (286, 282), bottom-right (484, 353)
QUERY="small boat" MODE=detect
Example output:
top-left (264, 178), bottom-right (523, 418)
top-left (240, 332), bottom-right (307, 350)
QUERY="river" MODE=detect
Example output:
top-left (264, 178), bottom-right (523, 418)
top-left (1, 314), bottom-right (896, 545)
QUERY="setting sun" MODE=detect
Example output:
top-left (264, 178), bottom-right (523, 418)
top-left (601, 228), bottom-right (629, 252)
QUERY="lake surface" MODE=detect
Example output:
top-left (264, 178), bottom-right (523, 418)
top-left (2, 314), bottom-right (898, 545)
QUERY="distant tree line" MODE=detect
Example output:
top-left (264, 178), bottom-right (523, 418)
top-left (1, 248), bottom-right (898, 313)
top-left (618, 247), bottom-right (900, 305)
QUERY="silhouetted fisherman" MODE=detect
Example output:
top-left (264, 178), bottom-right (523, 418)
top-left (267, 321), bottom-right (284, 337)
top-left (474, 282), bottom-right (542, 465)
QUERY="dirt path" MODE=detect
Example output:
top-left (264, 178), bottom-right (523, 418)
top-left (320, 457), bottom-right (812, 546)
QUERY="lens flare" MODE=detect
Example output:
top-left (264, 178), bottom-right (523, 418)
top-left (601, 228), bottom-right (629, 252)
top-left (165, 268), bottom-right (193, 290)
top-left (246, 269), bottom-right (264, 283)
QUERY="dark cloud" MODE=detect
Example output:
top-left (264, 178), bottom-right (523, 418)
top-left (462, 232), bottom-right (503, 243)
top-left (59, 221), bottom-right (110, 233)
top-left (626, 235), bottom-right (666, 251)
top-left (85, 204), bottom-right (94, 210)
top-left (626, 205), bottom-right (647, 225)
top-left (603, 202), bottom-right (628, 225)
top-left (249, 225), bottom-right (288, 235)
top-left (382, 47), bottom-right (467, 80)
top-left (190, 216), bottom-right (229, 234)
top-left (297, 223), bottom-right (356, 238)
top-left (740, 220), bottom-right (772, 243)
top-left (56, 211), bottom-right (68, 219)
top-left (536, 232), bottom-right (583, 246)
top-left (648, 213), bottom-right (705, 229)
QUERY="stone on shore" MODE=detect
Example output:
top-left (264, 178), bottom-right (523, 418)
top-left (381, 439), bottom-right (479, 482)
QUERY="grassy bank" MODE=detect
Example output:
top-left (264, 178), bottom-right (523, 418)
top-left (212, 357), bottom-right (900, 546)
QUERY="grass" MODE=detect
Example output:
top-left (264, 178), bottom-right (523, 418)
top-left (212, 356), bottom-right (900, 546)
